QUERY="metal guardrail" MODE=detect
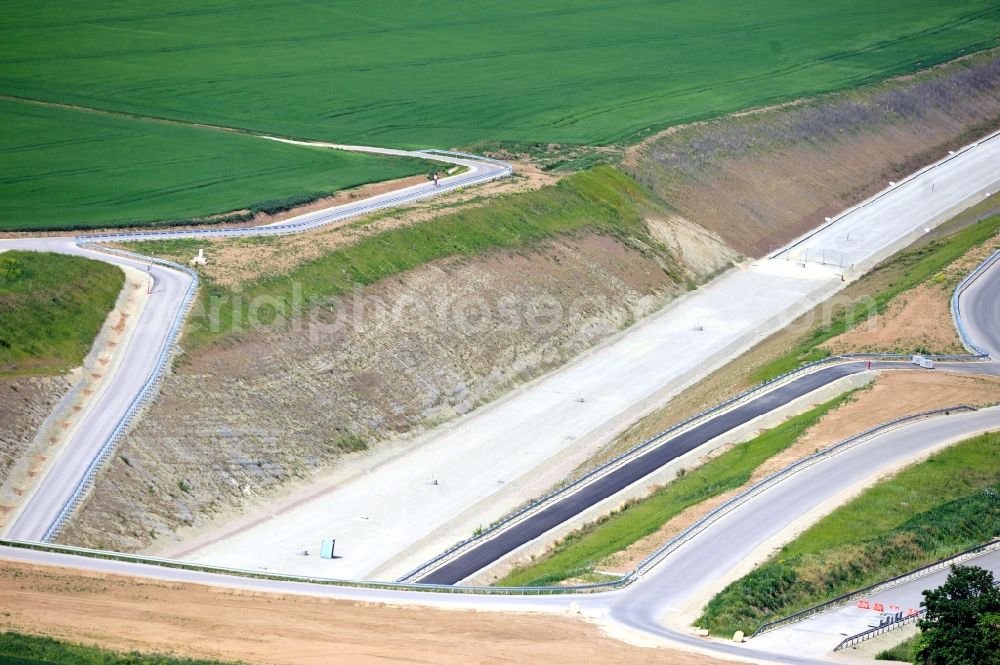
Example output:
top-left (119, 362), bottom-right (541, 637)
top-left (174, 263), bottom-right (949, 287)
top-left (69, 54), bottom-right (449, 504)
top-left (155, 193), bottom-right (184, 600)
top-left (41, 246), bottom-right (201, 542)
top-left (1, 406), bottom-right (980, 597)
top-left (13, 406), bottom-right (986, 595)
top-left (833, 610), bottom-right (925, 652)
top-left (402, 397), bottom-right (976, 585)
top-left (629, 406), bottom-right (977, 581)
top-left (0, 538), bottom-right (613, 596)
top-left (753, 538), bottom-right (1000, 639)
top-left (82, 158), bottom-right (512, 243)
top-left (397, 350), bottom-right (984, 582)
top-left (397, 354), bottom-right (861, 581)
top-left (21, 133), bottom-right (1000, 593)
top-left (32, 151), bottom-right (513, 542)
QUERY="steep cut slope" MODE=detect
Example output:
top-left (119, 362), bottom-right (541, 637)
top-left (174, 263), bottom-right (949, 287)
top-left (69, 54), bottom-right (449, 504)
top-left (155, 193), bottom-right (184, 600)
top-left (626, 52), bottom-right (1000, 256)
top-left (61, 169), bottom-right (736, 552)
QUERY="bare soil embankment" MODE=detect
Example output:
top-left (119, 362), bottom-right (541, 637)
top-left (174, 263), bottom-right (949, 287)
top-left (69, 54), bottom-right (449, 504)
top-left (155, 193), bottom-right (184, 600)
top-left (625, 52), bottom-right (1000, 257)
top-left (0, 560), bottom-right (736, 665)
top-left (823, 231), bottom-right (1000, 355)
top-left (62, 218), bottom-right (731, 552)
top-left (0, 376), bottom-right (69, 485)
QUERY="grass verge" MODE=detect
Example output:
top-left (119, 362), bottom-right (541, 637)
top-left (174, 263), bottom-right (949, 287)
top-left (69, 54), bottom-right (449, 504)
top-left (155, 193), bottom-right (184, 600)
top-left (496, 390), bottom-right (856, 587)
top-left (125, 166), bottom-right (680, 350)
top-left (0, 631), bottom-right (240, 665)
top-left (875, 634), bottom-right (919, 661)
top-left (0, 251), bottom-right (124, 377)
top-left (752, 213), bottom-right (1000, 382)
top-left (697, 431), bottom-right (1000, 637)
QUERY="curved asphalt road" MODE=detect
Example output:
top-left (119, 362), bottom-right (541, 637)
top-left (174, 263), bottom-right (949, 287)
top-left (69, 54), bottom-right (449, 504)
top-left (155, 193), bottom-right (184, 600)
top-left (2, 402), bottom-right (998, 665)
top-left (962, 252), bottom-right (1000, 358)
top-left (1, 239), bottom-right (192, 541)
top-left (606, 404), bottom-right (1000, 665)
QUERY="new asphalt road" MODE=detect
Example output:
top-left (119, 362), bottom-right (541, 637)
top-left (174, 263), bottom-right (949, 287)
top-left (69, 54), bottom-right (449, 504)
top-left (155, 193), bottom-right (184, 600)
top-left (173, 129), bottom-right (1000, 582)
top-left (1, 238), bottom-right (192, 541)
top-left (414, 360), bottom-right (996, 584)
top-left (3, 402), bottom-right (999, 665)
top-left (607, 404), bottom-right (1000, 665)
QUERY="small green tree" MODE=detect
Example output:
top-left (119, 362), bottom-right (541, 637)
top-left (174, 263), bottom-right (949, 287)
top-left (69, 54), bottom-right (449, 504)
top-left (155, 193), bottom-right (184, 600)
top-left (916, 565), bottom-right (1000, 665)
top-left (0, 256), bottom-right (22, 281)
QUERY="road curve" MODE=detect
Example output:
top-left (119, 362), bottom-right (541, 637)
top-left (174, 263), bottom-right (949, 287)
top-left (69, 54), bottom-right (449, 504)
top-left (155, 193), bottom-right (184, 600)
top-left (2, 402), bottom-right (999, 665)
top-left (961, 250), bottom-right (1000, 357)
top-left (0, 147), bottom-right (511, 541)
top-left (1, 240), bottom-right (193, 541)
top-left (605, 404), bottom-right (1000, 665)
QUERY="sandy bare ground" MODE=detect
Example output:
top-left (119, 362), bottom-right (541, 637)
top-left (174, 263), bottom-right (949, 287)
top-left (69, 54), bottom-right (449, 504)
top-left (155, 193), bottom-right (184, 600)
top-left (599, 371), bottom-right (1000, 573)
top-left (824, 234), bottom-right (1000, 355)
top-left (823, 283), bottom-right (964, 355)
top-left (0, 560), bottom-right (737, 665)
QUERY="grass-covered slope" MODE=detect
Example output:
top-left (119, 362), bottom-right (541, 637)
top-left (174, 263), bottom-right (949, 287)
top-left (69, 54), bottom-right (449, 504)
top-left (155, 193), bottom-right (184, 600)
top-left (0, 100), bottom-right (430, 231)
top-left (497, 392), bottom-right (854, 587)
top-left (0, 251), bottom-right (124, 377)
top-left (698, 431), bottom-right (1000, 636)
top-left (2, 2), bottom-right (998, 147)
top-left (0, 631), bottom-right (240, 665)
top-left (126, 166), bottom-right (676, 349)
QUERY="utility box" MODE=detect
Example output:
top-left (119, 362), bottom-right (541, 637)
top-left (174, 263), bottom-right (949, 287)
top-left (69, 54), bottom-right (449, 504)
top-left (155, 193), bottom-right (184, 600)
top-left (320, 539), bottom-right (336, 559)
top-left (912, 355), bottom-right (935, 369)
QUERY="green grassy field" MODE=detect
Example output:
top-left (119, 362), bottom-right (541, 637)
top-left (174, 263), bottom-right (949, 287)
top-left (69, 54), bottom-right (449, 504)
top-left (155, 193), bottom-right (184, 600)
top-left (1, 2), bottom-right (998, 149)
top-left (697, 432), bottom-right (1000, 636)
top-left (2, 2), bottom-right (998, 230)
top-left (0, 631), bottom-right (240, 665)
top-left (497, 391), bottom-right (855, 587)
top-left (0, 100), bottom-right (430, 231)
top-left (0, 251), bottom-right (124, 377)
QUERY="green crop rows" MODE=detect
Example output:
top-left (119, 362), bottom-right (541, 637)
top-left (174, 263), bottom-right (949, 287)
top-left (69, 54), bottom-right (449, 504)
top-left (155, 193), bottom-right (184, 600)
top-left (3, 1), bottom-right (998, 148)
top-left (0, 100), bottom-right (430, 230)
top-left (2, 1), bottom-right (998, 229)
